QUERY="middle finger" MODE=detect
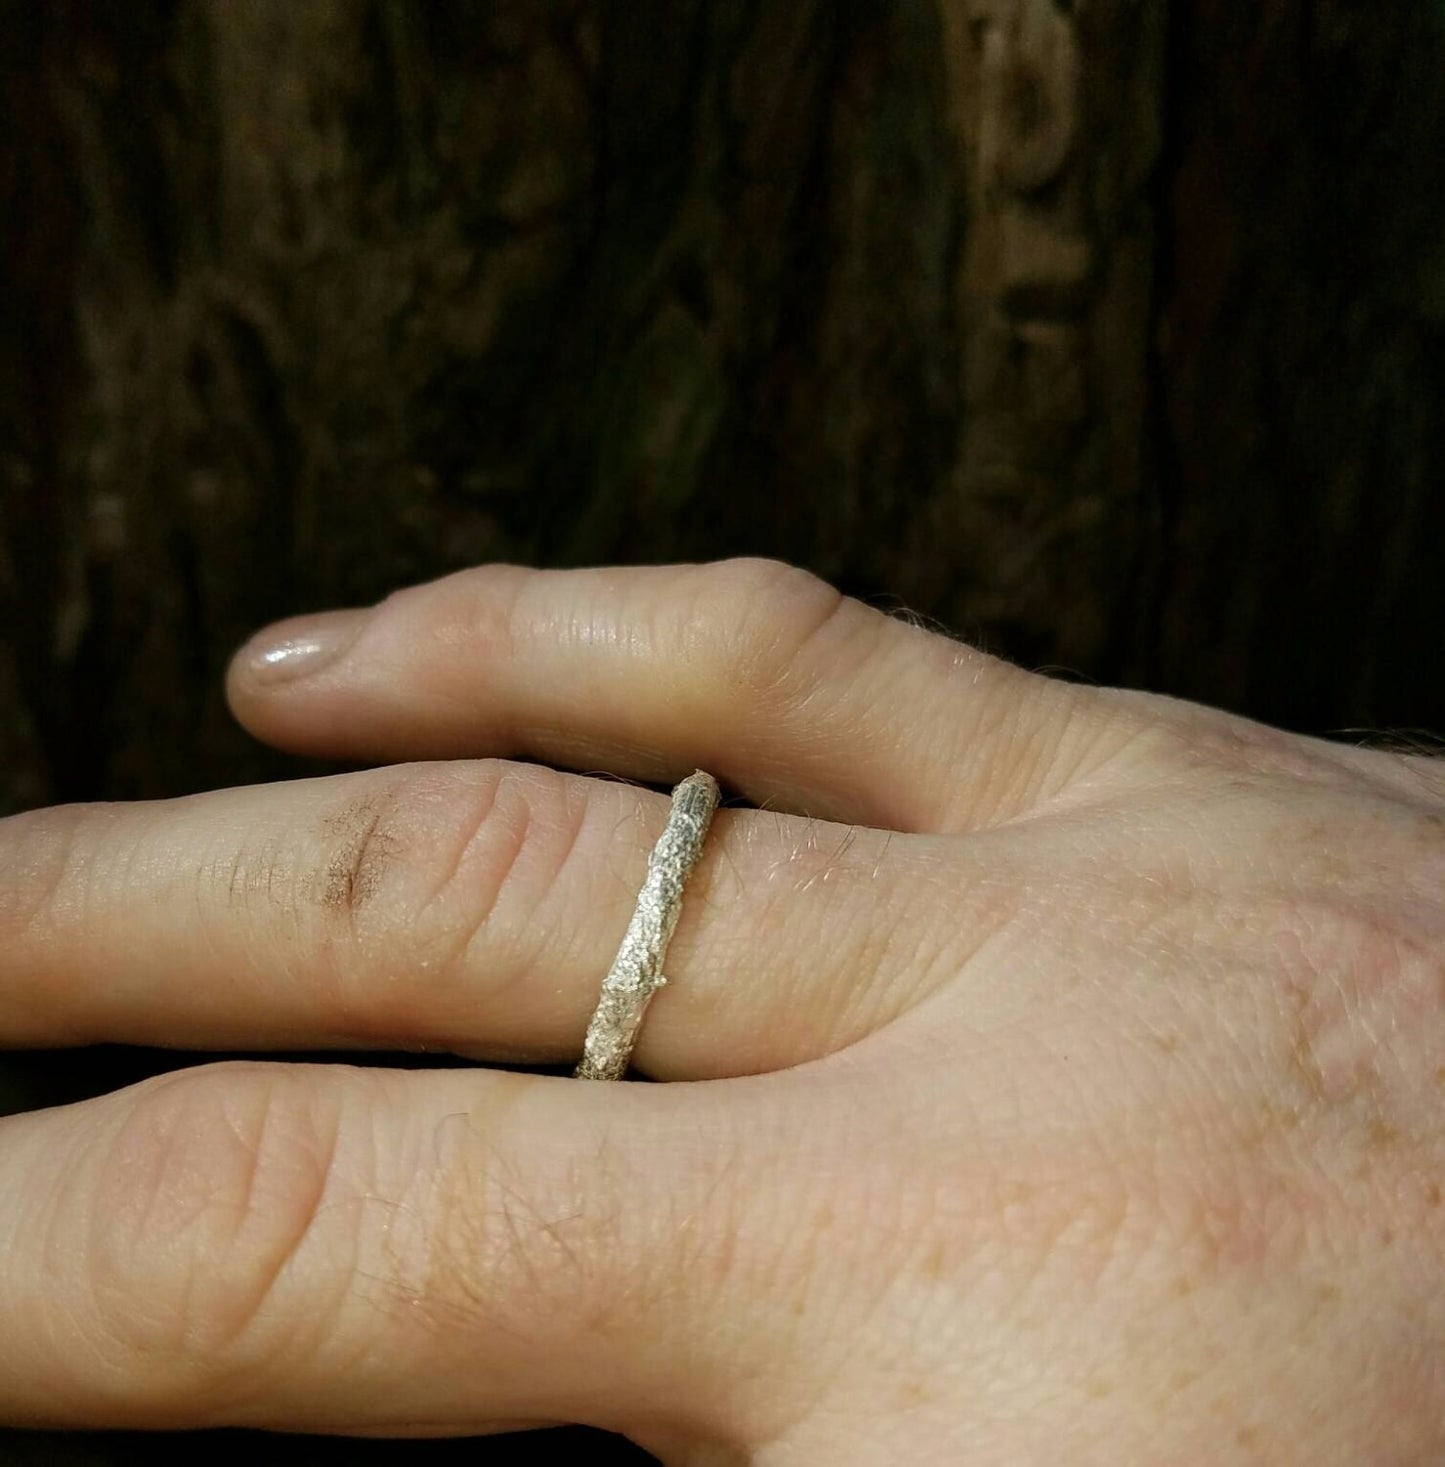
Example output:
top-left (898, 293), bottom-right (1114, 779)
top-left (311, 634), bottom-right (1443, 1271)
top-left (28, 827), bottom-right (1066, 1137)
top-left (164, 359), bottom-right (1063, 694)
top-left (0, 761), bottom-right (953, 1077)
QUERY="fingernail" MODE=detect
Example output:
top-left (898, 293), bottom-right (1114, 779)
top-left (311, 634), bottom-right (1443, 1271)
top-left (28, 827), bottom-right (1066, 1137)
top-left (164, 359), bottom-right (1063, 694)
top-left (239, 608), bottom-right (365, 684)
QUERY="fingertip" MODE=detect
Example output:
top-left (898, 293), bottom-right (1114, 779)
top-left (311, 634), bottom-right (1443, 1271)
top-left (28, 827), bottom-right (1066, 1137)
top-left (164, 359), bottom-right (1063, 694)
top-left (233, 607), bottom-right (369, 685)
top-left (223, 613), bottom-right (370, 764)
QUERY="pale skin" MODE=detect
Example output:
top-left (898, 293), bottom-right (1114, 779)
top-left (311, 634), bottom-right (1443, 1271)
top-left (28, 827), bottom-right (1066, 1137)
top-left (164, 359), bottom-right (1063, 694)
top-left (0, 558), bottom-right (1441, 1463)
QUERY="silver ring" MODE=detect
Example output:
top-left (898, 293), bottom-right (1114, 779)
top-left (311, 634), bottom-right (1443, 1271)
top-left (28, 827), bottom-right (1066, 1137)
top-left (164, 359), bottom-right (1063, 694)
top-left (574, 771), bottom-right (721, 1081)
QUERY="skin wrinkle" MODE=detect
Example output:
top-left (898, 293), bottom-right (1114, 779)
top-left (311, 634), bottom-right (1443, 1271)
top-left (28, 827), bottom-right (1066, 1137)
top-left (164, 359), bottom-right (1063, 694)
top-left (814, 881), bottom-right (922, 1055)
top-left (802, 1157), bottom-right (1022, 1436)
top-left (318, 795), bottom-right (390, 914)
top-left (0, 804), bottom-right (83, 945)
top-left (448, 778), bottom-right (538, 1020)
top-left (681, 565), bottom-right (901, 810)
top-left (216, 1084), bottom-right (347, 1373)
top-left (769, 614), bottom-right (886, 746)
top-left (728, 1181), bottom-right (881, 1441)
top-left (6, 557), bottom-right (1445, 1455)
top-left (1034, 703), bottom-right (1164, 822)
top-left (682, 563), bottom-right (840, 696)
top-left (26, 1105), bottom-right (117, 1402)
top-left (781, 829), bottom-right (935, 1056)
top-left (304, 782), bottom-right (414, 1034)
top-left (248, 1174), bottom-right (377, 1403)
top-left (536, 771), bottom-right (600, 933)
top-left (437, 768), bottom-right (542, 997)
top-left (4, 805), bottom-right (118, 1038)
top-left (460, 563), bottom-right (525, 671)
top-left (351, 772), bottom-right (536, 1048)
top-left (268, 1082), bottom-right (552, 1429)
top-left (947, 677), bottom-right (1039, 830)
top-left (397, 1088), bottom-right (712, 1430)
top-left (83, 1070), bottom-right (345, 1390)
top-left (411, 763), bottom-right (507, 921)
top-left (307, 1104), bottom-right (509, 1374)
top-left (958, 684), bottom-right (1134, 835)
top-left (82, 1075), bottom-right (228, 1374)
top-left (375, 568), bottom-right (515, 700)
top-left (482, 779), bottom-right (537, 934)
top-left (214, 821), bottom-right (295, 927)
top-left (848, 870), bottom-right (982, 1052)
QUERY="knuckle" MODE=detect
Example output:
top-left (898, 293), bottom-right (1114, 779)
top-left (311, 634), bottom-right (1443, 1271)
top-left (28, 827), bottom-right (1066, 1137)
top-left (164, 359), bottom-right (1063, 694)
top-left (0, 803), bottom-right (121, 1038)
top-left (383, 562), bottom-right (523, 658)
top-left (398, 1092), bottom-right (745, 1364)
top-left (695, 558), bottom-right (858, 705)
top-left (1268, 896), bottom-right (1444, 1114)
top-left (205, 773), bottom-right (431, 939)
top-left (302, 762), bottom-right (448, 921)
top-left (983, 680), bottom-right (1128, 816)
top-left (0, 801), bottom-right (107, 945)
top-left (411, 1092), bottom-right (644, 1349)
top-left (410, 766), bottom-right (539, 988)
top-left (320, 761), bottom-right (579, 1042)
top-left (1224, 886), bottom-right (1445, 1259)
top-left (85, 1064), bottom-right (346, 1403)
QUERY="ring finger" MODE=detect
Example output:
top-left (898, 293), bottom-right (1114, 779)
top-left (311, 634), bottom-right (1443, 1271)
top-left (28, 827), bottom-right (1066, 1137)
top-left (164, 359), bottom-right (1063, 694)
top-left (0, 759), bottom-right (961, 1077)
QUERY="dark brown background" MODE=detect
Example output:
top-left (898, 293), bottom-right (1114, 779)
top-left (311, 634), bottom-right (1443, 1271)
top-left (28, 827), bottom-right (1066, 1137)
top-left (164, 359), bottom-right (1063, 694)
top-left (2, 1), bottom-right (1442, 1461)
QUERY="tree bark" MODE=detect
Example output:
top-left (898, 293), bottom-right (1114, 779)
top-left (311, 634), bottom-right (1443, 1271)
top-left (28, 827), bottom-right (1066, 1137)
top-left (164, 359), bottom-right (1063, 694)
top-left (6, 0), bottom-right (1442, 821)
top-left (1155, 0), bottom-right (1445, 736)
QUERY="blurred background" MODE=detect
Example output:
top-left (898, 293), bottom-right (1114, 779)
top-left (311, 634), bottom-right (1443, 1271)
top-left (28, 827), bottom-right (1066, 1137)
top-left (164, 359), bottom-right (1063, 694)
top-left (2, 0), bottom-right (1442, 1461)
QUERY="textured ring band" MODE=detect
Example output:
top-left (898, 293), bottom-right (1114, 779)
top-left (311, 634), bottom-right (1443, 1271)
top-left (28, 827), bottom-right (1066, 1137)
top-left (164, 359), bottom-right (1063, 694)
top-left (574, 770), bottom-right (721, 1081)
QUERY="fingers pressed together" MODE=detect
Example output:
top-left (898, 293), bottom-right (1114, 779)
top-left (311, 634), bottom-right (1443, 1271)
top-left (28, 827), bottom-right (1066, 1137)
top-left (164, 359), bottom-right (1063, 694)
top-left (9, 558), bottom-right (1086, 1439)
top-left (7, 557), bottom-right (1425, 1451)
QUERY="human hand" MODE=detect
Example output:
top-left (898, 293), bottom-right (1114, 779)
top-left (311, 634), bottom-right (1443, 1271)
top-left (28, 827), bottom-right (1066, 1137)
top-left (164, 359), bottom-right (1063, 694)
top-left (1, 560), bottom-right (1440, 1462)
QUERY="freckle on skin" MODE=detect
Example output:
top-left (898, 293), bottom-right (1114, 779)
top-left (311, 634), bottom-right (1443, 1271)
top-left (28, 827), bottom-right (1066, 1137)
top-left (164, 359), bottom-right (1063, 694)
top-left (1424, 1181), bottom-right (1441, 1208)
top-left (1289, 1028), bottom-right (1329, 1103)
top-left (895, 1380), bottom-right (932, 1407)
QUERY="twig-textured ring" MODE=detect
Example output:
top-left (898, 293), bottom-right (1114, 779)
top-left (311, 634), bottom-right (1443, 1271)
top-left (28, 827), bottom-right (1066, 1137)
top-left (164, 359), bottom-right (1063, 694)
top-left (574, 771), bottom-right (721, 1081)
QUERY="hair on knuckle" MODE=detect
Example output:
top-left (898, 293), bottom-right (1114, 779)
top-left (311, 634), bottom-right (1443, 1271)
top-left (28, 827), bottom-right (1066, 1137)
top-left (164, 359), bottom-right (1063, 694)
top-left (405, 1101), bottom-right (650, 1352)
